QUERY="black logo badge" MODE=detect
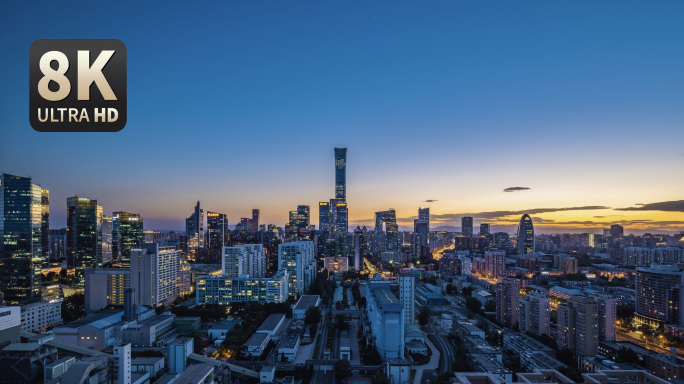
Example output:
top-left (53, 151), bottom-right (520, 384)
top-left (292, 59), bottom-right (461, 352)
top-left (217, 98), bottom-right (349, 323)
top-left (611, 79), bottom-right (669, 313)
top-left (29, 39), bottom-right (127, 132)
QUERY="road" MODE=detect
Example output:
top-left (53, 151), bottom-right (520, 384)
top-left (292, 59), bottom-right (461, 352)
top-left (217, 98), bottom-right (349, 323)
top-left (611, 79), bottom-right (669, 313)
top-left (425, 323), bottom-right (454, 372)
top-left (617, 330), bottom-right (683, 357)
top-left (413, 336), bottom-right (440, 384)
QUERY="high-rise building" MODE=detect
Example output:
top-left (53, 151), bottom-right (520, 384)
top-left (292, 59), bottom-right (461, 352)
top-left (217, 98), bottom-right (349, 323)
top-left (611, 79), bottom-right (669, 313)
top-left (335, 147), bottom-right (347, 201)
top-left (185, 201), bottom-right (204, 248)
top-left (40, 189), bottom-right (49, 268)
top-left (353, 226), bottom-right (362, 271)
top-left (206, 212), bottom-right (228, 263)
top-left (286, 205), bottom-right (311, 241)
top-left (333, 200), bottom-right (348, 234)
top-left (635, 265), bottom-right (684, 327)
top-left (67, 196), bottom-right (103, 287)
top-left (112, 212), bottom-right (143, 268)
top-left (278, 241), bottom-right (316, 296)
top-left (398, 274), bottom-right (415, 325)
top-left (102, 216), bottom-right (113, 265)
top-left (484, 250), bottom-right (506, 278)
top-left (49, 228), bottom-right (67, 262)
top-left (479, 223), bottom-right (490, 237)
top-left (84, 268), bottom-right (130, 313)
top-left (557, 295), bottom-right (599, 357)
top-left (318, 202), bottom-right (331, 233)
top-left (461, 217), bottom-right (473, 237)
top-left (0, 174), bottom-right (46, 304)
top-left (610, 224), bottom-right (624, 238)
top-left (130, 243), bottom-right (180, 307)
top-left (496, 278), bottom-right (520, 328)
top-left (561, 257), bottom-right (578, 274)
top-left (418, 207), bottom-right (429, 224)
top-left (588, 293), bottom-right (617, 342)
top-left (518, 291), bottom-right (550, 336)
top-left (222, 244), bottom-right (266, 278)
top-left (517, 214), bottom-right (535, 255)
top-left (375, 209), bottom-right (399, 252)
top-left (249, 209), bottom-right (260, 232)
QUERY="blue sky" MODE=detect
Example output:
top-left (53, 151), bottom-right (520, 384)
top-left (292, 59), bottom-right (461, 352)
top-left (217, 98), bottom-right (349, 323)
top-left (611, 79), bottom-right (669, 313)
top-left (1, 1), bottom-right (683, 233)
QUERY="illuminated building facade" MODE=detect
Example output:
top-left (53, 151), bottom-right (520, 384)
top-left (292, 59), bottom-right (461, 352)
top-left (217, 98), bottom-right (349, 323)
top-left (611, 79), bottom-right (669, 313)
top-left (335, 147), bottom-right (347, 201)
top-left (278, 241), bottom-right (316, 296)
top-left (517, 214), bottom-right (535, 255)
top-left (0, 174), bottom-right (46, 304)
top-left (67, 196), bottom-right (103, 287)
top-left (635, 265), bottom-right (684, 327)
top-left (112, 211), bottom-right (143, 268)
top-left (196, 270), bottom-right (288, 304)
top-left (185, 201), bottom-right (204, 248)
top-left (131, 244), bottom-right (181, 307)
top-left (222, 244), bottom-right (266, 278)
top-left (206, 211), bottom-right (228, 263)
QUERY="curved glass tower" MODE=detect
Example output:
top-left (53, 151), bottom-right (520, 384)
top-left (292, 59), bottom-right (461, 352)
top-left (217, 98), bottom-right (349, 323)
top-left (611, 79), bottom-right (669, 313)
top-left (517, 214), bottom-right (535, 255)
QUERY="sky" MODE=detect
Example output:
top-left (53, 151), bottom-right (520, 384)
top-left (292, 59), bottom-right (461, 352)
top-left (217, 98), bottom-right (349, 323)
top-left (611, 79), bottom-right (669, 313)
top-left (1, 1), bottom-right (683, 234)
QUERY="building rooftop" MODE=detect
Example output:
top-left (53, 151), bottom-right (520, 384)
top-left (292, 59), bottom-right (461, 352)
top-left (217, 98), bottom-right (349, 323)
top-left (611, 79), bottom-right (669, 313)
top-left (58, 310), bottom-right (123, 329)
top-left (279, 333), bottom-right (300, 349)
top-left (173, 363), bottom-right (214, 384)
top-left (244, 332), bottom-right (269, 347)
top-left (209, 318), bottom-right (241, 330)
top-left (469, 353), bottom-right (511, 375)
top-left (373, 287), bottom-right (402, 310)
top-left (131, 356), bottom-right (164, 365)
top-left (2, 343), bottom-right (42, 352)
top-left (257, 313), bottom-right (286, 334)
top-left (293, 295), bottom-right (320, 311)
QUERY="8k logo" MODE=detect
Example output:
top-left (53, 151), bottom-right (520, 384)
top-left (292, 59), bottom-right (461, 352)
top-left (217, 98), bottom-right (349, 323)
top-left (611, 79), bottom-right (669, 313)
top-left (29, 39), bottom-right (127, 132)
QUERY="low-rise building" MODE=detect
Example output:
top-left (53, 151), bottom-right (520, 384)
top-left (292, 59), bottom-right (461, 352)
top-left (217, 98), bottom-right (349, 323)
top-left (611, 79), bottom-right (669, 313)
top-left (20, 300), bottom-right (63, 333)
top-left (277, 333), bottom-right (300, 362)
top-left (122, 315), bottom-right (175, 347)
top-left (196, 271), bottom-right (288, 305)
top-left (468, 353), bottom-right (513, 382)
top-left (292, 295), bottom-right (321, 320)
top-left (242, 332), bottom-right (270, 358)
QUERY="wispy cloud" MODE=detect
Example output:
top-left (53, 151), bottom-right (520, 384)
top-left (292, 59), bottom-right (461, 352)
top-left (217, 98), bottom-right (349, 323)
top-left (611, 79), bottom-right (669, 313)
top-left (615, 200), bottom-right (684, 212)
top-left (503, 187), bottom-right (531, 193)
top-left (423, 199), bottom-right (438, 203)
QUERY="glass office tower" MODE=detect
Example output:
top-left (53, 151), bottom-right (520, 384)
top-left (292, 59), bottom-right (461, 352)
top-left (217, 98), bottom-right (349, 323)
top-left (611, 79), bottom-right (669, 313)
top-left (112, 211), bottom-right (143, 268)
top-left (0, 174), bottom-right (46, 304)
top-left (67, 196), bottom-right (103, 287)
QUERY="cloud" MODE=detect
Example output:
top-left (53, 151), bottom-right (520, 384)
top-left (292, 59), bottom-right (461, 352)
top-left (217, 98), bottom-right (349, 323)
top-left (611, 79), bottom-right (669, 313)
top-left (615, 200), bottom-right (684, 212)
top-left (423, 199), bottom-right (438, 203)
top-left (503, 187), bottom-right (531, 193)
top-left (428, 205), bottom-right (611, 222)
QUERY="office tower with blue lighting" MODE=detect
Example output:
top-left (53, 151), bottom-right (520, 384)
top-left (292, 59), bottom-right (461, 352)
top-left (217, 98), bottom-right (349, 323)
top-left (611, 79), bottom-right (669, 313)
top-left (67, 196), bottom-right (103, 287)
top-left (112, 211), bottom-right (143, 268)
top-left (0, 173), bottom-right (47, 304)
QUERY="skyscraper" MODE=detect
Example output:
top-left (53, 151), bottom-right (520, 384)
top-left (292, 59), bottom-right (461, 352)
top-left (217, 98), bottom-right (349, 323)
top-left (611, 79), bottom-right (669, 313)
top-left (206, 211), bottom-right (229, 263)
top-left (0, 173), bottom-right (46, 304)
top-left (461, 217), bottom-right (473, 237)
top-left (318, 202), bottom-right (331, 233)
top-left (479, 223), bottom-right (490, 237)
top-left (250, 209), bottom-right (260, 232)
top-left (67, 196), bottom-right (103, 287)
top-left (557, 295), bottom-right (599, 357)
top-left (185, 201), bottom-right (204, 248)
top-left (609, 224), bottom-right (624, 238)
top-left (102, 216), bottom-right (113, 265)
top-left (375, 209), bottom-right (399, 251)
top-left (517, 214), bottom-right (535, 255)
top-left (222, 244), bottom-right (266, 278)
top-left (518, 291), bottom-right (550, 336)
top-left (40, 188), bottom-right (49, 268)
top-left (334, 147), bottom-right (347, 201)
top-left (414, 207), bottom-right (429, 253)
top-left (130, 243), bottom-right (181, 307)
top-left (112, 211), bottom-right (143, 268)
top-left (333, 200), bottom-right (348, 234)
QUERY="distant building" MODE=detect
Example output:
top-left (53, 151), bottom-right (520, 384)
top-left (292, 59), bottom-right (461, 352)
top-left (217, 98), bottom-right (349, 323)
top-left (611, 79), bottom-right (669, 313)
top-left (67, 196), bottom-right (103, 286)
top-left (517, 214), bottom-right (534, 255)
top-left (561, 257), bottom-right (578, 274)
top-left (112, 212), bottom-right (143, 268)
top-left (222, 244), bottom-right (266, 278)
top-left (324, 256), bottom-right (348, 273)
top-left (461, 217), bottom-right (473, 237)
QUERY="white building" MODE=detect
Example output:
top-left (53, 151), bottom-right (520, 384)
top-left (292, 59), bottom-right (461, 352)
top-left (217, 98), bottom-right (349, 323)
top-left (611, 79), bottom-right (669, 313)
top-left (20, 300), bottom-right (63, 333)
top-left (518, 291), bottom-right (550, 336)
top-left (0, 306), bottom-right (21, 345)
top-left (84, 268), bottom-right (130, 313)
top-left (398, 274), bottom-right (415, 325)
top-left (364, 281), bottom-right (404, 359)
top-left (222, 244), bottom-right (266, 278)
top-left (196, 271), bottom-right (289, 305)
top-left (113, 343), bottom-right (132, 384)
top-left (131, 244), bottom-right (180, 307)
top-left (278, 241), bottom-right (316, 296)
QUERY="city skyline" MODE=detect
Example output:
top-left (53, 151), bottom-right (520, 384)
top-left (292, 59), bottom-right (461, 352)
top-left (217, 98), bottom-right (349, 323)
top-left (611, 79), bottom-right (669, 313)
top-left (1, 1), bottom-right (683, 234)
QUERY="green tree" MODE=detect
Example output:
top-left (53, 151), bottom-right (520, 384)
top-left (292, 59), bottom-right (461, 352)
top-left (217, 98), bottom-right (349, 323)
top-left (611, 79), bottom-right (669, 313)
top-left (417, 306), bottom-right (431, 326)
top-left (335, 314), bottom-right (349, 331)
top-left (436, 372), bottom-right (455, 384)
top-left (334, 359), bottom-right (351, 382)
top-left (61, 293), bottom-right (85, 323)
top-left (305, 306), bottom-right (322, 326)
top-left (616, 347), bottom-right (639, 364)
top-left (464, 296), bottom-right (483, 314)
top-left (371, 373), bottom-right (389, 384)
